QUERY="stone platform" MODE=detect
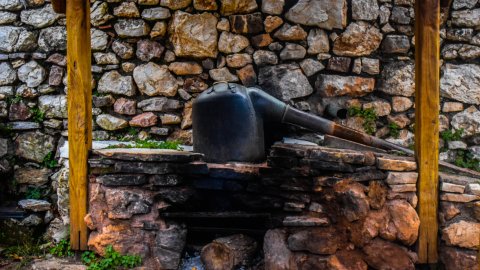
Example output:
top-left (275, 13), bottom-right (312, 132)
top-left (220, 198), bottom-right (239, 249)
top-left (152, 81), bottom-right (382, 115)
top-left (87, 143), bottom-right (479, 270)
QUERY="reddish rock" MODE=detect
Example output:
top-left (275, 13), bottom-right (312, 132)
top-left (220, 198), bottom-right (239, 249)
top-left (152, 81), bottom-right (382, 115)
top-left (440, 202), bottom-right (461, 221)
top-left (387, 199), bottom-right (419, 245)
top-left (327, 56), bottom-right (351, 73)
top-left (264, 16), bottom-right (283, 33)
top-left (9, 102), bottom-right (32, 121)
top-left (129, 112), bottom-right (158, 127)
top-left (348, 207), bottom-right (388, 246)
top-left (181, 101), bottom-right (192, 129)
top-left (226, 53), bottom-right (252, 68)
top-left (333, 180), bottom-right (369, 222)
top-left (315, 74), bottom-right (375, 98)
top-left (367, 181), bottom-right (387, 210)
top-left (169, 129), bottom-right (192, 145)
top-left (274, 23), bottom-right (307, 41)
top-left (114, 98), bottom-right (137, 115)
top-left (48, 65), bottom-right (64, 86)
top-left (362, 238), bottom-right (416, 270)
top-left (287, 227), bottom-right (344, 255)
top-left (229, 12), bottom-right (264, 34)
top-left (168, 62), bottom-right (203, 75)
top-left (442, 220), bottom-right (480, 249)
top-left (263, 229), bottom-right (296, 270)
top-left (251, 33), bottom-right (273, 47)
top-left (440, 246), bottom-right (478, 270)
top-left (327, 250), bottom-right (368, 270)
top-left (236, 64), bottom-right (257, 87)
top-left (376, 156), bottom-right (417, 171)
top-left (136, 39), bottom-right (164, 62)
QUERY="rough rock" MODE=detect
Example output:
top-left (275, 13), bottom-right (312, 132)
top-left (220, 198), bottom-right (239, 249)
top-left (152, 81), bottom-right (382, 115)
top-left (307, 29), bottom-right (329, 54)
top-left (45, 218), bottom-right (69, 244)
top-left (160, 0), bottom-right (191, 10)
top-left (133, 62), bottom-right (178, 97)
top-left (38, 95), bottom-right (67, 118)
top-left (14, 167), bottom-right (51, 185)
top-left (19, 199), bottom-right (51, 212)
top-left (91, 2), bottom-right (114, 26)
top-left (441, 64), bottom-right (480, 105)
top-left (442, 220), bottom-right (480, 249)
top-left (452, 0), bottom-right (478, 9)
top-left (253, 50), bottom-right (278, 66)
top-left (0, 11), bottom-right (17, 24)
top-left (96, 114), bottom-right (129, 131)
top-left (451, 9), bottom-right (480, 28)
top-left (168, 62), bottom-right (203, 75)
top-left (49, 65), bottom-right (64, 86)
top-left (114, 98), bottom-right (136, 115)
top-left (141, 7), bottom-right (170, 20)
top-left (379, 61), bottom-right (415, 97)
top-left (150, 21), bottom-right (167, 38)
top-left (113, 2), bottom-right (140, 17)
top-left (263, 229), bottom-right (296, 270)
top-left (15, 131), bottom-right (55, 163)
top-left (288, 227), bottom-right (342, 255)
top-left (137, 97), bottom-right (181, 112)
top-left (273, 23), bottom-right (307, 41)
top-left (285, 0), bottom-right (347, 30)
top-left (392, 96), bottom-right (413, 112)
top-left (20, 4), bottom-right (61, 28)
top-left (229, 13), bottom-right (263, 34)
top-left (236, 64), bottom-right (257, 86)
top-left (390, 6), bottom-right (411, 24)
top-left (90, 28), bottom-right (108, 51)
top-left (387, 200), bottom-right (419, 245)
top-left (112, 40), bottom-right (134, 59)
top-left (262, 0), bottom-right (283, 15)
top-left (352, 0), bottom-right (379, 21)
top-left (136, 39), bottom-right (164, 62)
top-left (264, 15), bottom-right (283, 33)
top-left (97, 71), bottom-right (135, 97)
top-left (334, 180), bottom-right (369, 222)
top-left (169, 11), bottom-right (218, 58)
top-left (114, 19), bottom-right (150, 38)
top-left (218, 31), bottom-right (250, 54)
top-left (327, 56), bottom-right (351, 73)
top-left (209, 67), bottom-right (239, 82)
top-left (280, 43), bottom-right (306, 60)
top-left (363, 100), bottom-right (391, 116)
top-left (193, 0), bottom-right (217, 10)
top-left (0, 0), bottom-right (22, 10)
top-left (129, 112), bottom-right (158, 127)
top-left (362, 238), bottom-right (416, 270)
top-left (0, 26), bottom-right (37, 52)
top-left (17, 61), bottom-right (45, 87)
top-left (220, 0), bottom-right (258, 15)
top-left (451, 106), bottom-right (480, 136)
top-left (382, 35), bottom-right (410, 54)
top-left (315, 74), bottom-right (375, 98)
top-left (299, 58), bottom-right (324, 77)
top-left (440, 246), bottom-right (478, 270)
top-left (333, 22), bottom-right (383, 57)
top-left (225, 53), bottom-right (252, 68)
top-left (258, 64), bottom-right (313, 101)
top-left (0, 62), bottom-right (16, 85)
top-left (38, 26), bottom-right (66, 52)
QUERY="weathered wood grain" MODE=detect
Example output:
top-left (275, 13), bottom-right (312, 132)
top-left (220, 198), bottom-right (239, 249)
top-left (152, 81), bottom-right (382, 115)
top-left (414, 0), bottom-right (441, 264)
top-left (67, 0), bottom-right (92, 250)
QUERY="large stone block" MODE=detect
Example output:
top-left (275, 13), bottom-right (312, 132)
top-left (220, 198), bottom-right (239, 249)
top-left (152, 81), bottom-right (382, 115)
top-left (285, 0), bottom-right (347, 30)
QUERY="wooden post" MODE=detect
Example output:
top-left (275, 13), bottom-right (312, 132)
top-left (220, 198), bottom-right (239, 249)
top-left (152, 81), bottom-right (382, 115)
top-left (67, 0), bottom-right (92, 250)
top-left (415, 0), bottom-right (440, 264)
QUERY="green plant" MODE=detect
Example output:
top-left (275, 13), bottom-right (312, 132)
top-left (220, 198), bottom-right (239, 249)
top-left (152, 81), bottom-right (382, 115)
top-left (50, 239), bottom-right (74, 258)
top-left (454, 150), bottom-right (480, 172)
top-left (8, 95), bottom-right (22, 104)
top-left (126, 127), bottom-right (139, 136)
top-left (25, 187), bottom-right (43, 200)
top-left (81, 245), bottom-right (142, 270)
top-left (348, 106), bottom-right (378, 135)
top-left (107, 140), bottom-right (183, 150)
top-left (388, 122), bottom-right (401, 139)
top-left (42, 152), bottom-right (58, 169)
top-left (3, 239), bottom-right (46, 267)
top-left (29, 107), bottom-right (45, 123)
top-left (440, 128), bottom-right (464, 143)
top-left (0, 124), bottom-right (13, 136)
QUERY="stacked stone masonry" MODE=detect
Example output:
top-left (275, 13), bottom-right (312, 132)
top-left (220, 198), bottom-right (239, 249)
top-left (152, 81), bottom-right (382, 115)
top-left (0, 0), bottom-right (480, 268)
top-left (87, 144), bottom-right (479, 269)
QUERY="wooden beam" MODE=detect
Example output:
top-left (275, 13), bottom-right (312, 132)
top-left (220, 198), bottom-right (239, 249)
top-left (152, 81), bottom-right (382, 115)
top-left (67, 0), bottom-right (92, 250)
top-left (415, 0), bottom-right (440, 264)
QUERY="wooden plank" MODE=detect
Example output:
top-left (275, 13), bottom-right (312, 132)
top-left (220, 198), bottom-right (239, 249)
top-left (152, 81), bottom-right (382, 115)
top-left (67, 0), bottom-right (92, 250)
top-left (414, 0), bottom-right (441, 264)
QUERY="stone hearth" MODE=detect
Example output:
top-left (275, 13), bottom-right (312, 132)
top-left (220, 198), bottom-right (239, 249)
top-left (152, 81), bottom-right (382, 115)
top-left (86, 143), bottom-right (479, 270)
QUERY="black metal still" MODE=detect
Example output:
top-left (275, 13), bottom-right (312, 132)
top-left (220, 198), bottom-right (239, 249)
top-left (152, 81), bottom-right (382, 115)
top-left (192, 82), bottom-right (480, 177)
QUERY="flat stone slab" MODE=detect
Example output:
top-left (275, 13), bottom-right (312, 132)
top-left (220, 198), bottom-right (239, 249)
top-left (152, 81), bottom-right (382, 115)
top-left (93, 148), bottom-right (204, 162)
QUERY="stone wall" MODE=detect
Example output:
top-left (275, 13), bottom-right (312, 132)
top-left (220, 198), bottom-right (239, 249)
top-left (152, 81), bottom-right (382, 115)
top-left (87, 143), bottom-right (479, 269)
top-left (1, 0), bottom-right (480, 264)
